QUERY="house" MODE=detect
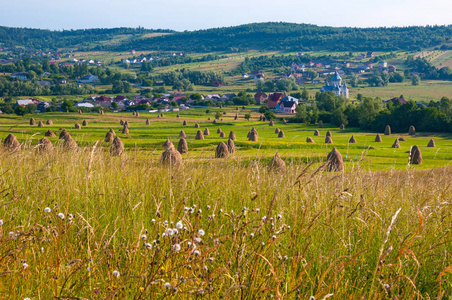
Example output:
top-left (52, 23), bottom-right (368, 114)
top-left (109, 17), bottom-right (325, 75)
top-left (11, 72), bottom-right (28, 80)
top-left (385, 97), bottom-right (407, 104)
top-left (297, 51), bottom-right (304, 56)
top-left (16, 99), bottom-right (36, 106)
top-left (75, 102), bottom-right (95, 108)
top-left (279, 96), bottom-right (299, 105)
top-left (37, 102), bottom-right (51, 112)
top-left (220, 93), bottom-right (236, 102)
top-left (366, 52), bottom-right (375, 58)
top-left (211, 80), bottom-right (223, 87)
top-left (254, 74), bottom-right (265, 83)
top-left (267, 92), bottom-right (284, 109)
top-left (277, 101), bottom-right (298, 113)
top-left (357, 53), bottom-right (366, 60)
top-left (320, 71), bottom-right (349, 98)
top-left (315, 63), bottom-right (323, 68)
top-left (114, 95), bottom-right (129, 102)
top-left (242, 74), bottom-right (249, 78)
top-left (378, 61), bottom-right (388, 68)
top-left (95, 96), bottom-right (112, 107)
top-left (388, 65), bottom-right (397, 73)
top-left (76, 75), bottom-right (98, 83)
top-left (365, 62), bottom-right (373, 69)
top-left (37, 81), bottom-right (51, 88)
top-left (254, 92), bottom-right (268, 105)
top-left (307, 62), bottom-right (315, 67)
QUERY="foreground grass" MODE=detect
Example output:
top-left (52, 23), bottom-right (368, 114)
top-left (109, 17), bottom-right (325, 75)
top-left (0, 144), bottom-right (451, 299)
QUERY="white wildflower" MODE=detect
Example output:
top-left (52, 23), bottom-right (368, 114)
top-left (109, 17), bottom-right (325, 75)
top-left (57, 213), bottom-right (65, 219)
top-left (164, 282), bottom-right (171, 290)
top-left (173, 244), bottom-right (181, 252)
top-left (22, 263), bottom-right (29, 270)
top-left (144, 243), bottom-right (152, 250)
top-left (176, 221), bottom-right (183, 229)
top-left (165, 228), bottom-right (174, 236)
top-left (0, 219), bottom-right (3, 226)
top-left (198, 229), bottom-right (205, 236)
top-left (112, 270), bottom-right (120, 278)
top-left (193, 250), bottom-right (200, 256)
top-left (44, 207), bottom-right (51, 213)
top-left (141, 234), bottom-right (147, 240)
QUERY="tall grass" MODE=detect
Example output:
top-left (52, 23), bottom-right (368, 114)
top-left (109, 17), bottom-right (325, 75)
top-left (0, 144), bottom-right (451, 299)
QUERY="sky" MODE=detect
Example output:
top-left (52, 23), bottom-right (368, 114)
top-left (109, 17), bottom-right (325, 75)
top-left (0, 0), bottom-right (451, 31)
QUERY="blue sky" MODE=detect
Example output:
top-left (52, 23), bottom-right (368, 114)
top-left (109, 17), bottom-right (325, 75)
top-left (1, 0), bottom-right (450, 31)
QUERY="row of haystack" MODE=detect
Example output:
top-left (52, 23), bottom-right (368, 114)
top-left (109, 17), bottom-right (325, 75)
top-left (384, 125), bottom-right (417, 136)
top-left (30, 118), bottom-right (53, 126)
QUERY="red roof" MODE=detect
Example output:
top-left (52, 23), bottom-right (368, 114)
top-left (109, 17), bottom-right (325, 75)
top-left (95, 96), bottom-right (111, 102)
top-left (254, 92), bottom-right (267, 99)
top-left (114, 95), bottom-right (128, 101)
top-left (268, 93), bottom-right (284, 108)
top-left (389, 97), bottom-right (407, 104)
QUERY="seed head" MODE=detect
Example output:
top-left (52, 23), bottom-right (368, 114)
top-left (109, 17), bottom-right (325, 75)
top-left (57, 213), bottom-right (65, 219)
top-left (44, 207), bottom-right (51, 213)
top-left (112, 270), bottom-right (120, 278)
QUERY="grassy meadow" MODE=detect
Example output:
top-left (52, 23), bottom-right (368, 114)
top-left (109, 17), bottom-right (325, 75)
top-left (0, 110), bottom-right (451, 299)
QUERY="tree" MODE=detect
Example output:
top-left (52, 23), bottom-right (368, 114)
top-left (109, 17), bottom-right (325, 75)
top-left (301, 87), bottom-right (309, 101)
top-left (244, 113), bottom-right (251, 121)
top-left (264, 111), bottom-right (276, 120)
top-left (14, 105), bottom-right (27, 116)
top-left (111, 102), bottom-right (119, 110)
top-left (350, 74), bottom-right (359, 87)
top-left (412, 75), bottom-right (420, 86)
top-left (61, 100), bottom-right (74, 112)
top-left (215, 111), bottom-right (221, 120)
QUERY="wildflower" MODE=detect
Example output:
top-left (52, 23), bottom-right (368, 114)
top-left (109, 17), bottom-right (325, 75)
top-left (57, 213), bottom-right (65, 219)
top-left (24, 298), bottom-right (31, 300)
top-left (144, 243), bottom-right (152, 250)
top-left (262, 216), bottom-right (267, 221)
top-left (173, 228), bottom-right (179, 235)
top-left (383, 284), bottom-right (390, 289)
top-left (44, 207), bottom-right (51, 213)
top-left (206, 205), bottom-right (211, 210)
top-left (250, 233), bottom-right (254, 238)
top-left (180, 276), bottom-right (186, 283)
top-left (272, 235), bottom-right (277, 240)
top-left (22, 263), bottom-right (29, 270)
top-left (277, 214), bottom-right (282, 219)
top-left (87, 267), bottom-right (91, 272)
top-left (40, 247), bottom-right (44, 252)
top-left (198, 229), bottom-right (205, 236)
top-left (219, 208), bottom-right (223, 213)
top-left (261, 242), bottom-right (265, 246)
top-left (255, 208), bottom-right (260, 212)
top-left (141, 234), bottom-right (147, 240)
top-left (0, 219), bottom-right (3, 226)
top-left (151, 219), bottom-right (155, 223)
top-left (176, 221), bottom-right (183, 229)
top-left (193, 250), bottom-right (200, 256)
top-left (9, 232), bottom-right (16, 239)
top-left (197, 209), bottom-right (202, 214)
top-left (68, 214), bottom-right (74, 220)
top-left (165, 228), bottom-right (174, 236)
top-left (112, 270), bottom-right (120, 278)
top-left (164, 282), bottom-right (171, 290)
top-left (172, 287), bottom-right (178, 293)
top-left (194, 237), bottom-right (202, 244)
top-left (173, 244), bottom-right (181, 252)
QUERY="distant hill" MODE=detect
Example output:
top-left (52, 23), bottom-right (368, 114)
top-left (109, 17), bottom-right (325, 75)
top-left (111, 22), bottom-right (451, 52)
top-left (0, 27), bottom-right (174, 51)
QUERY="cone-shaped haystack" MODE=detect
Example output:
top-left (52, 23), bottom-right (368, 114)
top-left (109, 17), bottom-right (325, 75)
top-left (195, 130), bottom-right (204, 140)
top-left (384, 125), bottom-right (391, 135)
top-left (36, 137), bottom-right (53, 154)
top-left (46, 120), bottom-right (53, 125)
top-left (236, 107), bottom-right (239, 110)
top-left (227, 138), bottom-right (235, 153)
top-left (340, 124), bottom-right (345, 130)
top-left (318, 120), bottom-right (323, 128)
top-left (110, 137), bottom-right (124, 156)
top-left (183, 120), bottom-right (187, 126)
top-left (327, 147), bottom-right (344, 172)
top-left (179, 130), bottom-right (186, 138)
top-left (75, 123), bottom-right (81, 129)
top-left (392, 139), bottom-right (400, 148)
top-left (229, 131), bottom-right (236, 141)
top-left (177, 113), bottom-right (180, 118)
top-left (162, 138), bottom-right (174, 150)
top-left (78, 110), bottom-right (82, 114)
top-left (100, 110), bottom-right (104, 115)
top-left (278, 130), bottom-right (285, 138)
top-left (268, 152), bottom-right (286, 172)
top-left (109, 128), bottom-right (116, 135)
top-left (195, 123), bottom-right (200, 128)
top-left (234, 114), bottom-right (238, 120)
top-left (409, 125), bottom-right (416, 135)
top-left (44, 129), bottom-right (56, 137)
top-left (38, 120), bottom-right (44, 127)
top-left (326, 131), bottom-right (332, 137)
top-left (375, 134), bottom-right (382, 142)
top-left (133, 111), bottom-right (136, 116)
top-left (349, 135), bottom-right (357, 143)
top-left (219, 131), bottom-right (226, 138)
top-left (213, 119), bottom-right (217, 124)
top-left (427, 139), bottom-right (435, 148)
top-left (160, 113), bottom-right (164, 117)
top-left (122, 125), bottom-right (129, 134)
top-left (120, 120), bottom-right (124, 125)
top-left (135, 112), bottom-right (139, 118)
top-left (59, 129), bottom-right (69, 140)
top-left (275, 127), bottom-right (280, 134)
top-left (306, 137), bottom-right (314, 143)
top-left (104, 131), bottom-right (115, 142)
top-left (207, 117), bottom-right (211, 121)
top-left (204, 128), bottom-right (210, 135)
top-left (269, 120), bottom-right (274, 126)
top-left (217, 127), bottom-right (222, 134)
top-left (282, 118), bottom-right (287, 125)
top-left (409, 145), bottom-right (422, 164)
top-left (262, 117), bottom-right (266, 122)
top-left (325, 136), bottom-right (333, 144)
top-left (259, 115), bottom-right (263, 121)
top-left (124, 121), bottom-right (129, 128)
top-left (398, 137), bottom-right (406, 142)
top-left (30, 118), bottom-right (36, 126)
top-left (215, 142), bottom-right (229, 158)
top-left (63, 135), bottom-right (78, 150)
top-left (161, 147), bottom-right (183, 167)
top-left (177, 138), bottom-right (188, 154)
top-left (82, 120), bottom-right (88, 126)
top-left (146, 119), bottom-right (150, 125)
top-left (248, 130), bottom-right (258, 142)
top-left (3, 134), bottom-right (20, 150)
top-left (314, 130), bottom-right (320, 136)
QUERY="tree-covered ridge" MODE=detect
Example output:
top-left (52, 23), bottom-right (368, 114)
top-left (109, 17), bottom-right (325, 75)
top-left (0, 27), bottom-right (174, 51)
top-left (114, 22), bottom-right (452, 52)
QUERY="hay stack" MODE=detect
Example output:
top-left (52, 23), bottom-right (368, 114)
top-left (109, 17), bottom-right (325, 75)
top-left (248, 130), bottom-right (258, 141)
top-left (136, 112), bottom-right (140, 117)
top-left (219, 131), bottom-right (226, 138)
top-left (75, 123), bottom-right (81, 129)
top-left (183, 120), bottom-right (187, 126)
top-left (162, 138), bottom-right (174, 150)
top-left (340, 124), bottom-right (345, 130)
top-left (259, 115), bottom-right (263, 121)
top-left (146, 119), bottom-right (150, 125)
top-left (306, 137), bottom-right (314, 143)
top-left (110, 137), bottom-right (124, 156)
top-left (161, 147), bottom-right (183, 167)
top-left (177, 113), bottom-right (180, 118)
top-left (392, 139), bottom-right (400, 148)
top-left (229, 131), bottom-right (236, 140)
top-left (30, 118), bottom-right (36, 126)
top-left (399, 137), bottom-right (406, 142)
top-left (207, 117), bottom-right (211, 121)
top-left (325, 136), bottom-right (333, 144)
top-left (327, 147), bottom-right (344, 172)
top-left (427, 139), bottom-right (435, 148)
top-left (227, 138), bottom-right (235, 153)
top-left (262, 117), bottom-right (266, 122)
top-left (269, 120), bottom-right (274, 126)
top-left (46, 120), bottom-right (53, 125)
top-left (234, 114), bottom-right (238, 120)
top-left (59, 129), bottom-right (69, 140)
top-left (314, 130), bottom-right (320, 136)
top-left (82, 120), bottom-right (88, 126)
top-left (124, 121), bottom-right (129, 128)
top-left (215, 142), bottom-right (229, 158)
top-left (195, 130), bottom-right (204, 140)
top-left (3, 134), bottom-right (20, 151)
top-left (133, 111), bottom-right (136, 116)
top-left (204, 128), bottom-right (210, 135)
top-left (157, 115), bottom-right (160, 118)
top-left (36, 137), bottom-right (53, 154)
top-left (63, 135), bottom-right (78, 150)
top-left (278, 130), bottom-right (285, 138)
top-left (78, 110), bottom-right (82, 114)
top-left (213, 119), bottom-right (217, 124)
top-left (104, 131), bottom-right (114, 142)
top-left (268, 152), bottom-right (286, 172)
top-left (275, 127), bottom-right (280, 134)
top-left (349, 135), bottom-right (357, 143)
top-left (100, 110), bottom-right (104, 115)
top-left (409, 145), bottom-right (422, 164)
top-left (375, 134), bottom-right (382, 142)
top-left (179, 130), bottom-right (186, 138)
top-left (318, 120), bottom-right (323, 128)
top-left (195, 123), bottom-right (200, 128)
top-left (160, 113), bottom-right (164, 117)
top-left (177, 138), bottom-right (188, 154)
top-left (326, 131), bottom-right (332, 137)
top-left (122, 125), bottom-right (129, 134)
top-left (236, 107), bottom-right (239, 110)
top-left (384, 125), bottom-right (391, 135)
top-left (217, 127), bottom-right (222, 134)
top-left (282, 119), bottom-right (287, 125)
top-left (120, 120), bottom-right (124, 125)
top-left (409, 125), bottom-right (416, 135)
top-left (38, 120), bottom-right (44, 127)
top-left (109, 128), bottom-right (116, 135)
top-left (44, 129), bottom-right (56, 137)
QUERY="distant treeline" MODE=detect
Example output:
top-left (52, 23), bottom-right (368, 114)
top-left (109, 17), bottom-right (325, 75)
top-left (0, 27), bottom-right (174, 51)
top-left (406, 56), bottom-right (452, 80)
top-left (111, 22), bottom-right (452, 52)
top-left (139, 54), bottom-right (226, 71)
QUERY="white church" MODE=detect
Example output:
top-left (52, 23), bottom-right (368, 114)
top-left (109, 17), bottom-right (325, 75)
top-left (320, 71), bottom-right (349, 98)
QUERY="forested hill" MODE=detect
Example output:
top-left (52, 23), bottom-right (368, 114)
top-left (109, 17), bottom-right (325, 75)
top-left (0, 27), bottom-right (174, 51)
top-left (112, 22), bottom-right (451, 52)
